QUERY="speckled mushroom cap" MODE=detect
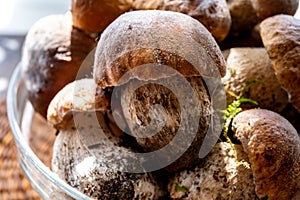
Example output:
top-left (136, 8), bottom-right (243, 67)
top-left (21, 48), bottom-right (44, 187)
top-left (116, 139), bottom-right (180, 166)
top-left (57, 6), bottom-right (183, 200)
top-left (260, 14), bottom-right (300, 113)
top-left (47, 79), bottom-right (109, 130)
top-left (132, 0), bottom-right (231, 42)
top-left (93, 10), bottom-right (226, 88)
top-left (222, 47), bottom-right (289, 113)
top-left (232, 109), bottom-right (300, 200)
top-left (168, 142), bottom-right (257, 199)
top-left (22, 13), bottom-right (96, 118)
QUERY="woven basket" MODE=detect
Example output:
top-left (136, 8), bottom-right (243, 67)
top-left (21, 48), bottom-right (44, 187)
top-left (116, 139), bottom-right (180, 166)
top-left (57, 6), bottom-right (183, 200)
top-left (0, 99), bottom-right (56, 199)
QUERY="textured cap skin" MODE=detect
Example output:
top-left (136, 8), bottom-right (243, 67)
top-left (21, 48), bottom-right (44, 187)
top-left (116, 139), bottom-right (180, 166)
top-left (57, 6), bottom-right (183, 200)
top-left (260, 14), bottom-right (300, 112)
top-left (132, 0), bottom-right (231, 42)
top-left (232, 109), bottom-right (300, 200)
top-left (168, 142), bottom-right (257, 199)
top-left (250, 0), bottom-right (299, 20)
top-left (22, 13), bottom-right (96, 118)
top-left (93, 10), bottom-right (226, 88)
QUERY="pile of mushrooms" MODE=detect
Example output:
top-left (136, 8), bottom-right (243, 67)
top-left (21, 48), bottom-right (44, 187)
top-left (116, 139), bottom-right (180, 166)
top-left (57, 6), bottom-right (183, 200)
top-left (20, 0), bottom-right (300, 199)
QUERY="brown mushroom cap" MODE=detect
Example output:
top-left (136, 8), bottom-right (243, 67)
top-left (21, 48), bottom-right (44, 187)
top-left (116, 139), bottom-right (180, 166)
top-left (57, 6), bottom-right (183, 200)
top-left (226, 0), bottom-right (259, 32)
top-left (222, 47), bottom-right (289, 113)
top-left (232, 109), bottom-right (300, 200)
top-left (94, 10), bottom-right (226, 88)
top-left (22, 13), bottom-right (96, 118)
top-left (250, 0), bottom-right (299, 20)
top-left (132, 0), bottom-right (231, 42)
top-left (71, 0), bottom-right (132, 34)
top-left (260, 14), bottom-right (300, 112)
top-left (47, 79), bottom-right (109, 130)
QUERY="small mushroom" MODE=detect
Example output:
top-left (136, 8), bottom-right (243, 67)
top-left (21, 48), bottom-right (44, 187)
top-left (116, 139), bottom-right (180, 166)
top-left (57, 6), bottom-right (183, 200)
top-left (222, 47), bottom-right (289, 113)
top-left (93, 10), bottom-right (226, 172)
top-left (260, 14), bottom-right (300, 112)
top-left (168, 142), bottom-right (257, 199)
top-left (22, 13), bottom-right (96, 118)
top-left (132, 0), bottom-right (231, 42)
top-left (71, 0), bottom-right (132, 34)
top-left (250, 0), bottom-right (299, 20)
top-left (48, 79), bottom-right (166, 200)
top-left (232, 109), bottom-right (300, 200)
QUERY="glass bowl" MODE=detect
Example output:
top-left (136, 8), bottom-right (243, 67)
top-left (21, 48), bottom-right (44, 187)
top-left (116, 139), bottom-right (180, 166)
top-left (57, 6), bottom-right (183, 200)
top-left (7, 63), bottom-right (91, 199)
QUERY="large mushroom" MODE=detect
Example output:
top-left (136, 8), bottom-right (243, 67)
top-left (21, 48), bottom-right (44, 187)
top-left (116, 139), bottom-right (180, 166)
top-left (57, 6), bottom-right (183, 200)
top-left (48, 79), bottom-right (166, 199)
top-left (93, 10), bottom-right (226, 172)
top-left (260, 14), bottom-right (300, 113)
top-left (22, 13), bottom-right (96, 118)
top-left (232, 109), bottom-right (300, 199)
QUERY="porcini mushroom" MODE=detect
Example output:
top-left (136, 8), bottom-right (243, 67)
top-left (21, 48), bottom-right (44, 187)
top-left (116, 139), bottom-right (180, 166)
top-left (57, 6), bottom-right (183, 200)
top-left (93, 10), bottom-right (226, 172)
top-left (48, 79), bottom-right (166, 199)
top-left (132, 0), bottom-right (231, 42)
top-left (250, 0), bottom-right (299, 20)
top-left (226, 0), bottom-right (259, 33)
top-left (222, 47), bottom-right (289, 113)
top-left (260, 14), bottom-right (300, 112)
top-left (22, 13), bottom-right (96, 118)
top-left (232, 109), bottom-right (300, 199)
top-left (71, 0), bottom-right (132, 34)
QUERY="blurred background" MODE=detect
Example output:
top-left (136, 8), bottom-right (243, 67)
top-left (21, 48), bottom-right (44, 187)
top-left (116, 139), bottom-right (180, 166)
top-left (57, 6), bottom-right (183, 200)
top-left (0, 0), bottom-right (69, 35)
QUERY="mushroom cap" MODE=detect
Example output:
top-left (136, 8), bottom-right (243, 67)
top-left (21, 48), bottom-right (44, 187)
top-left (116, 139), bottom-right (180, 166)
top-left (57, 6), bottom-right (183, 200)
top-left (47, 79), bottom-right (109, 130)
top-left (222, 47), bottom-right (289, 113)
top-left (52, 130), bottom-right (166, 199)
top-left (22, 13), bottom-right (96, 118)
top-left (226, 0), bottom-right (259, 32)
top-left (71, 0), bottom-right (132, 34)
top-left (232, 109), bottom-right (300, 199)
top-left (93, 10), bottom-right (226, 89)
top-left (250, 0), bottom-right (299, 20)
top-left (132, 0), bottom-right (231, 42)
top-left (168, 142), bottom-right (257, 199)
top-left (260, 14), bottom-right (300, 112)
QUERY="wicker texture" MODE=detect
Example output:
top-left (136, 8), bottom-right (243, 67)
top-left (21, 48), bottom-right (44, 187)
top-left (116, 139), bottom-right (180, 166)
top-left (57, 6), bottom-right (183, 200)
top-left (0, 99), bottom-right (56, 200)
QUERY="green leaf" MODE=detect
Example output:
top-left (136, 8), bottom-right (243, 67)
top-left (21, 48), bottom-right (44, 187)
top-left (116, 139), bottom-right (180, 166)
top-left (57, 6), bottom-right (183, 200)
top-left (175, 183), bottom-right (189, 192)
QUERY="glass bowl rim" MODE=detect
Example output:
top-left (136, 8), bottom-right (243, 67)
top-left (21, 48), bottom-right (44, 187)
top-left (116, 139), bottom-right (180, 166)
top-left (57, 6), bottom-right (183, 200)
top-left (7, 62), bottom-right (91, 199)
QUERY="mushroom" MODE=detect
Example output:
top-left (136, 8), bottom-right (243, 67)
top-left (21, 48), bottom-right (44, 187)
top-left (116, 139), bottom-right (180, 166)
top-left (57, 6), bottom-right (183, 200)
top-left (222, 47), bottom-right (289, 113)
top-left (21, 13), bottom-right (96, 118)
top-left (226, 0), bottom-right (259, 33)
top-left (260, 14), bottom-right (300, 112)
top-left (71, 0), bottom-right (132, 34)
top-left (232, 109), bottom-right (300, 200)
top-left (93, 10), bottom-right (226, 172)
top-left (132, 0), bottom-right (231, 42)
top-left (168, 142), bottom-right (257, 199)
top-left (48, 79), bottom-right (166, 199)
top-left (250, 0), bottom-right (299, 20)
